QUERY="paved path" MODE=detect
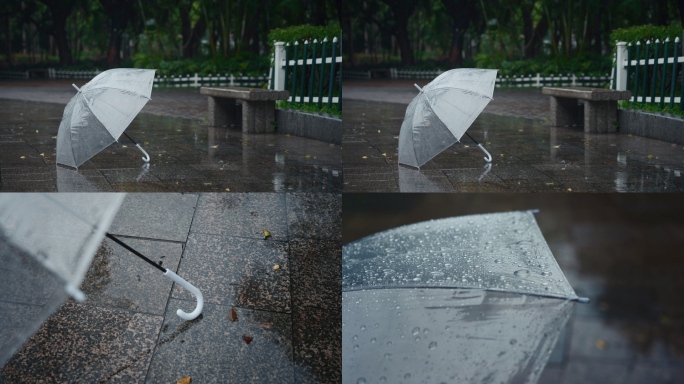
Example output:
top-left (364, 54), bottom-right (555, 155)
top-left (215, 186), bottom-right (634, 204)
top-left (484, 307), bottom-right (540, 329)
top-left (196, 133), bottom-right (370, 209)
top-left (343, 81), bottom-right (684, 193)
top-left (0, 81), bottom-right (342, 193)
top-left (1, 193), bottom-right (341, 383)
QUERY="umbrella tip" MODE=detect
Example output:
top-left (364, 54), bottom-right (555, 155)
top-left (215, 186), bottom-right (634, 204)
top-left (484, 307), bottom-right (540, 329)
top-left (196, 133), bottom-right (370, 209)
top-left (576, 296), bottom-right (591, 304)
top-left (414, 83), bottom-right (423, 92)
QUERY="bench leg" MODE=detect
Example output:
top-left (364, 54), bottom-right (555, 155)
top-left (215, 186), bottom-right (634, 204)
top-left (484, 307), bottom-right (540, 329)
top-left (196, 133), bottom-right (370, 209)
top-left (584, 100), bottom-right (617, 133)
top-left (242, 101), bottom-right (275, 133)
top-left (549, 96), bottom-right (580, 126)
top-left (208, 96), bottom-right (238, 127)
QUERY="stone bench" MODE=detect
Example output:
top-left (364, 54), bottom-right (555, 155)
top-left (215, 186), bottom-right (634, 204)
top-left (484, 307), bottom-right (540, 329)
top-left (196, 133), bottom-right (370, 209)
top-left (542, 87), bottom-right (632, 133)
top-left (200, 87), bottom-right (290, 133)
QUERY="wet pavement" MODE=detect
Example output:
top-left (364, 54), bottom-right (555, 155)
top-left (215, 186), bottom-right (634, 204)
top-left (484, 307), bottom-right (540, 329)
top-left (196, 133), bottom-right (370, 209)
top-left (344, 99), bottom-right (684, 193)
top-left (342, 193), bottom-right (684, 384)
top-left (0, 192), bottom-right (342, 383)
top-left (0, 83), bottom-right (342, 193)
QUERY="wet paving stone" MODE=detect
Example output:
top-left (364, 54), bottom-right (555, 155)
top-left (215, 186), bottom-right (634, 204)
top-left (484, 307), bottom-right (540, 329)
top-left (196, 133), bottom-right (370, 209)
top-left (1, 192), bottom-right (341, 382)
top-left (287, 193), bottom-right (342, 241)
top-left (0, 99), bottom-right (342, 192)
top-left (173, 233), bottom-right (291, 313)
top-left (344, 99), bottom-right (684, 192)
top-left (147, 299), bottom-right (293, 383)
top-left (191, 193), bottom-right (288, 241)
top-left (0, 301), bottom-right (163, 383)
top-left (109, 193), bottom-right (199, 242)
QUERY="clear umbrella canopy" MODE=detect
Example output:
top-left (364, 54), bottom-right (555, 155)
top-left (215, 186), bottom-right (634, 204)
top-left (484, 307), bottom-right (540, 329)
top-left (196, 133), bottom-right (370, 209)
top-left (342, 211), bottom-right (586, 384)
top-left (398, 68), bottom-right (497, 168)
top-left (0, 194), bottom-right (125, 367)
top-left (56, 68), bottom-right (155, 168)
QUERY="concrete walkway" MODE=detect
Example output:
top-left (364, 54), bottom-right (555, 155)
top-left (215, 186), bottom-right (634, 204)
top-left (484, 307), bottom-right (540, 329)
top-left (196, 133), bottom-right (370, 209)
top-left (0, 80), bottom-right (342, 193)
top-left (1, 192), bottom-right (341, 383)
top-left (343, 80), bottom-right (684, 193)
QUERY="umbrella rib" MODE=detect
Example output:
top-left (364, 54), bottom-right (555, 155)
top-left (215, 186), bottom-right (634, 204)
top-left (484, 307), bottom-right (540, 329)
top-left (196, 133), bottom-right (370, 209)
top-left (343, 285), bottom-right (588, 303)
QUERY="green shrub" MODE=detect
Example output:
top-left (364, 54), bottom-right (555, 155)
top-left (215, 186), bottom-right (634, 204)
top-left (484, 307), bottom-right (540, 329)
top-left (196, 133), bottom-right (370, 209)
top-left (611, 25), bottom-right (684, 47)
top-left (133, 53), bottom-right (270, 76)
top-left (268, 24), bottom-right (341, 47)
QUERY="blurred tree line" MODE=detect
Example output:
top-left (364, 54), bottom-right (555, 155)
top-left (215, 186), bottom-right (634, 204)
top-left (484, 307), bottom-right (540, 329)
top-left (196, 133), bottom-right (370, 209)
top-left (342, 0), bottom-right (684, 70)
top-left (0, 0), bottom-right (341, 69)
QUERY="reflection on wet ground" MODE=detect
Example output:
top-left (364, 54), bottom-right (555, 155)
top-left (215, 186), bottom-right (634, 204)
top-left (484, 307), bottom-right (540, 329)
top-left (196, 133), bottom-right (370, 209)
top-left (342, 193), bottom-right (684, 383)
top-left (1, 193), bottom-right (342, 383)
top-left (0, 99), bottom-right (342, 192)
top-left (344, 99), bottom-right (684, 192)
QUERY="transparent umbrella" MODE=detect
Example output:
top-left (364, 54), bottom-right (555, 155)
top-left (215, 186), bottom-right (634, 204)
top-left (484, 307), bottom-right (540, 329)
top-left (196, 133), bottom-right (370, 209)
top-left (398, 68), bottom-right (497, 168)
top-left (0, 194), bottom-right (203, 367)
top-left (56, 68), bottom-right (155, 168)
top-left (342, 210), bottom-right (588, 384)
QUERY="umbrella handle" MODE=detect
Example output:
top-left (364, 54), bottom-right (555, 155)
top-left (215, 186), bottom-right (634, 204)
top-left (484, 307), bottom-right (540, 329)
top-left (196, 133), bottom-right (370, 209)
top-left (164, 269), bottom-right (204, 321)
top-left (478, 143), bottom-right (492, 163)
top-left (136, 143), bottom-right (151, 163)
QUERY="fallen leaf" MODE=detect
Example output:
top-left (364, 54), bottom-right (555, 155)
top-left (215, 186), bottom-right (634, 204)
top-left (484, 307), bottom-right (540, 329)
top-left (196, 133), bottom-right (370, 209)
top-left (595, 339), bottom-right (606, 350)
top-left (144, 142), bottom-right (149, 145)
top-left (273, 264), bottom-right (281, 271)
top-left (35, 130), bottom-right (39, 133)
top-left (553, 145), bottom-right (561, 149)
top-left (177, 376), bottom-right (191, 384)
top-left (647, 154), bottom-right (653, 159)
top-left (567, 188), bottom-right (572, 192)
top-left (228, 307), bottom-right (238, 322)
top-left (211, 145), bottom-right (218, 149)
top-left (382, 153), bottom-right (386, 157)
top-left (628, 134), bottom-right (633, 137)
top-left (39, 153), bottom-right (44, 157)
top-left (258, 322), bottom-right (272, 328)
top-left (262, 228), bottom-right (272, 240)
top-left (626, 150), bottom-right (631, 154)
top-left (243, 335), bottom-right (253, 345)
top-left (486, 141), bottom-right (491, 145)
top-left (377, 130), bottom-right (381, 133)
top-left (284, 150), bottom-right (289, 153)
top-left (362, 156), bottom-right (368, 159)
top-left (305, 154), bottom-right (311, 159)
top-left (20, 156), bottom-right (25, 159)
top-left (225, 188), bottom-right (231, 192)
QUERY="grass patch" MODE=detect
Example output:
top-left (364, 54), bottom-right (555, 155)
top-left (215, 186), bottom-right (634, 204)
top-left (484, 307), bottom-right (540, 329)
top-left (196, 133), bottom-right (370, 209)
top-left (277, 100), bottom-right (341, 117)
top-left (619, 100), bottom-right (684, 118)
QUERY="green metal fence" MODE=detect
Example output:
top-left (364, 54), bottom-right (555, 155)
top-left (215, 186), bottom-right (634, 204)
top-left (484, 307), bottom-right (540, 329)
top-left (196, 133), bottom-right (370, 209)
top-left (271, 37), bottom-right (342, 112)
top-left (615, 38), bottom-right (684, 111)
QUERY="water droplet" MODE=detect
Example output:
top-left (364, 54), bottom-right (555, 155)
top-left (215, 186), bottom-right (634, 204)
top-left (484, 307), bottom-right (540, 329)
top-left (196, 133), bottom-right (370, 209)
top-left (387, 341), bottom-right (393, 346)
top-left (360, 325), bottom-right (366, 331)
top-left (384, 353), bottom-right (392, 359)
top-left (510, 339), bottom-right (518, 345)
top-left (412, 327), bottom-right (420, 336)
top-left (404, 373), bottom-right (412, 379)
top-left (353, 344), bottom-right (359, 350)
top-left (357, 378), bottom-right (366, 384)
top-left (370, 338), bottom-right (376, 344)
top-left (379, 377), bottom-right (387, 383)
top-left (429, 341), bottom-right (437, 350)
top-left (352, 335), bottom-right (358, 341)
top-left (430, 271), bottom-right (445, 278)
top-left (514, 269), bottom-right (530, 278)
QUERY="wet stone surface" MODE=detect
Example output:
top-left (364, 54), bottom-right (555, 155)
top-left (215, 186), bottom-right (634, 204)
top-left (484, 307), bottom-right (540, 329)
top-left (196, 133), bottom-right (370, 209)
top-left (0, 193), bottom-right (342, 383)
top-left (344, 99), bottom-right (684, 193)
top-left (0, 99), bottom-right (342, 192)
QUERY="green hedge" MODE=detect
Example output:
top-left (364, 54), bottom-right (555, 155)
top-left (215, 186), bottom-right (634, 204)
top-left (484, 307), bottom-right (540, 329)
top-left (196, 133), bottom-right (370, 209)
top-left (133, 53), bottom-right (270, 77)
top-left (475, 52), bottom-right (612, 77)
top-left (611, 25), bottom-right (683, 46)
top-left (268, 24), bottom-right (341, 47)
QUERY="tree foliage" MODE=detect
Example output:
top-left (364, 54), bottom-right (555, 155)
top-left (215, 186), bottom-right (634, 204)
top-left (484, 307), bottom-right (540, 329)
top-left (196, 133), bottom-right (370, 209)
top-left (346, 0), bottom-right (684, 70)
top-left (0, 0), bottom-right (339, 69)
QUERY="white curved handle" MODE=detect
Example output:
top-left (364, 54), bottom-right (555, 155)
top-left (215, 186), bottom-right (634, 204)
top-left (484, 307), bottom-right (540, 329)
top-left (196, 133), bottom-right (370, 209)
top-left (478, 143), bottom-right (492, 162)
top-left (164, 269), bottom-right (204, 320)
top-left (136, 143), bottom-right (151, 163)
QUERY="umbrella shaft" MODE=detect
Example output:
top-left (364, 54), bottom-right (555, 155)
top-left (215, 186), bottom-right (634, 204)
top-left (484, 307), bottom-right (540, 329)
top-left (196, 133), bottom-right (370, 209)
top-left (105, 233), bottom-right (166, 273)
top-left (464, 131), bottom-right (479, 145)
top-left (122, 132), bottom-right (137, 145)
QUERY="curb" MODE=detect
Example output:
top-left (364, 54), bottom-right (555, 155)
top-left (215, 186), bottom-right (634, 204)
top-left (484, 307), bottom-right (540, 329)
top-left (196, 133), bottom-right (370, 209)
top-left (275, 109), bottom-right (342, 145)
top-left (618, 109), bottom-right (684, 145)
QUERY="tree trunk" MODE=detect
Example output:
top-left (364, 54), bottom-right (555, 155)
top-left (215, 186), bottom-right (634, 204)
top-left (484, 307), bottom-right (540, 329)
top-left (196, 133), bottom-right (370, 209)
top-left (53, 19), bottom-right (72, 66)
top-left (448, 27), bottom-right (464, 67)
top-left (3, 17), bottom-right (12, 66)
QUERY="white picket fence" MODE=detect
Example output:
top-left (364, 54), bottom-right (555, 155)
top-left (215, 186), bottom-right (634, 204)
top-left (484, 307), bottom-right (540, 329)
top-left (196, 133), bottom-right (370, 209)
top-left (339, 67), bottom-right (611, 88)
top-left (0, 70), bottom-right (29, 79)
top-left (0, 67), bottom-right (268, 88)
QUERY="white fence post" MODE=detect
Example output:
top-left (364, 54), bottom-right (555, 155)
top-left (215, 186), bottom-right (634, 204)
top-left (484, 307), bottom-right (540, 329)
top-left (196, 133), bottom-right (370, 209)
top-left (193, 73), bottom-right (199, 87)
top-left (273, 41), bottom-right (286, 91)
top-left (615, 41), bottom-right (628, 90)
top-left (535, 73), bottom-right (541, 87)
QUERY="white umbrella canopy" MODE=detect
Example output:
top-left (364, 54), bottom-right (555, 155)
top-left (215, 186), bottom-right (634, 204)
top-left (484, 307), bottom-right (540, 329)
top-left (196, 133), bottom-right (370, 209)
top-left (342, 210), bottom-right (588, 384)
top-left (0, 193), bottom-right (125, 367)
top-left (398, 68), bottom-right (498, 168)
top-left (56, 68), bottom-right (155, 168)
